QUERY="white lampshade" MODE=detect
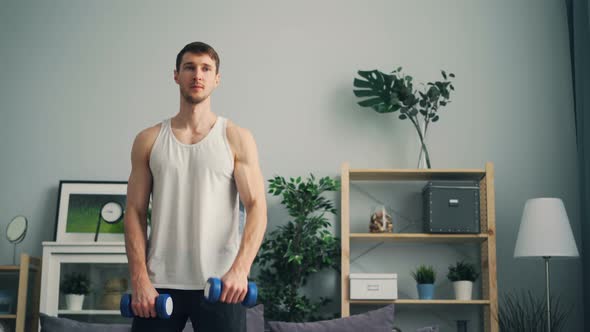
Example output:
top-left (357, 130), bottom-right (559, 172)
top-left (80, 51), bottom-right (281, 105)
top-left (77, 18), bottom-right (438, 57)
top-left (514, 198), bottom-right (579, 258)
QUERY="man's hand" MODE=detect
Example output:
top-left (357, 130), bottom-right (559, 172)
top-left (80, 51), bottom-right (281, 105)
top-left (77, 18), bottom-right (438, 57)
top-left (220, 268), bottom-right (249, 304)
top-left (131, 277), bottom-right (160, 318)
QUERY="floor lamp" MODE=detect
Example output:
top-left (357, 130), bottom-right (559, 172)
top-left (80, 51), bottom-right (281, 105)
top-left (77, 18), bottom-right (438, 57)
top-left (514, 198), bottom-right (579, 332)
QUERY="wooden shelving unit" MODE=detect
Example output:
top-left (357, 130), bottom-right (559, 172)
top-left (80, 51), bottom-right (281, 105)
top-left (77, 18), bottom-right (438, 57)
top-left (0, 253), bottom-right (42, 332)
top-left (350, 233), bottom-right (489, 243)
top-left (350, 299), bottom-right (491, 305)
top-left (340, 162), bottom-right (498, 332)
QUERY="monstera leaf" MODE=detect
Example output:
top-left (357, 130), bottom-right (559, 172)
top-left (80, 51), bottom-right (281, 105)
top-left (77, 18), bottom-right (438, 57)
top-left (353, 68), bottom-right (420, 115)
top-left (353, 70), bottom-right (398, 113)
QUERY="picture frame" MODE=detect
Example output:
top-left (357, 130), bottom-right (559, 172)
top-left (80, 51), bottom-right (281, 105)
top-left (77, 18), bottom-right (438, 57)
top-left (54, 180), bottom-right (128, 242)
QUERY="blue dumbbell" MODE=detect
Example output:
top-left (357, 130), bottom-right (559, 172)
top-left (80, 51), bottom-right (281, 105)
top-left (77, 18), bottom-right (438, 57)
top-left (120, 293), bottom-right (173, 319)
top-left (204, 277), bottom-right (258, 307)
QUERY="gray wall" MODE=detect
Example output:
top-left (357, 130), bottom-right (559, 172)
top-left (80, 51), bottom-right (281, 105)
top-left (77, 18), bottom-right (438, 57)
top-left (0, 0), bottom-right (583, 330)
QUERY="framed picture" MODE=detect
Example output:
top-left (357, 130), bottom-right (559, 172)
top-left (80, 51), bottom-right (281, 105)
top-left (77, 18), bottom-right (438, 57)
top-left (54, 180), bottom-right (128, 242)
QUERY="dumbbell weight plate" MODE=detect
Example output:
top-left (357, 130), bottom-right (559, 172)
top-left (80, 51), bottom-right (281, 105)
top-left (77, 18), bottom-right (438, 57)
top-left (156, 294), bottom-right (173, 318)
top-left (205, 278), bottom-right (222, 303)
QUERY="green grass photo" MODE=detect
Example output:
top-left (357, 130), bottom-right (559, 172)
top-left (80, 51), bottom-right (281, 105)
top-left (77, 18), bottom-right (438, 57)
top-left (65, 194), bottom-right (126, 234)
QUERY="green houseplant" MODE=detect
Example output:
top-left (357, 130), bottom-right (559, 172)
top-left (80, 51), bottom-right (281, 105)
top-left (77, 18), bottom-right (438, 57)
top-left (60, 272), bottom-right (91, 311)
top-left (254, 174), bottom-right (340, 322)
top-left (497, 289), bottom-right (571, 331)
top-left (353, 67), bottom-right (456, 168)
top-left (411, 265), bottom-right (436, 300)
top-left (447, 261), bottom-right (479, 300)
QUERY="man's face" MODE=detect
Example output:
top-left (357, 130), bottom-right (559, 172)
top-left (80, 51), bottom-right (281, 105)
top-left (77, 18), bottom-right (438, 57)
top-left (174, 52), bottom-right (220, 105)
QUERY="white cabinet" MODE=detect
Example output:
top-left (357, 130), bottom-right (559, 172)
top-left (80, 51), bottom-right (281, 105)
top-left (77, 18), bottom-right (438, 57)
top-left (39, 242), bottom-right (131, 324)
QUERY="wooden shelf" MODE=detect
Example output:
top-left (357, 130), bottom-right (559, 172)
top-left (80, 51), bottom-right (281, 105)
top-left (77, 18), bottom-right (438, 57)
top-left (0, 266), bottom-right (20, 271)
top-left (350, 233), bottom-right (489, 243)
top-left (0, 314), bottom-right (17, 319)
top-left (58, 309), bottom-right (121, 315)
top-left (350, 299), bottom-right (491, 305)
top-left (0, 254), bottom-right (42, 332)
top-left (349, 168), bottom-right (485, 181)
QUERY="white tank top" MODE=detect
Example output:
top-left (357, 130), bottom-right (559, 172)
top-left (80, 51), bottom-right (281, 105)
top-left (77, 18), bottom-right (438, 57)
top-left (147, 116), bottom-right (241, 290)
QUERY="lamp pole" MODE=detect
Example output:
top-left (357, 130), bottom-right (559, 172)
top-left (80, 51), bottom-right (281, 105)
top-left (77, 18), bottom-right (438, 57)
top-left (544, 256), bottom-right (551, 332)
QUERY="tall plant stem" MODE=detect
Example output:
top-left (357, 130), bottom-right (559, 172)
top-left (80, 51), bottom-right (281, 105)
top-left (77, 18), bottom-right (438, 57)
top-left (410, 116), bottom-right (431, 168)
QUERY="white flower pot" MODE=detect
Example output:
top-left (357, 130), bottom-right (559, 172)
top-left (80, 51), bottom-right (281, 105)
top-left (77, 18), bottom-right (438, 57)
top-left (65, 294), bottom-right (85, 311)
top-left (453, 281), bottom-right (473, 300)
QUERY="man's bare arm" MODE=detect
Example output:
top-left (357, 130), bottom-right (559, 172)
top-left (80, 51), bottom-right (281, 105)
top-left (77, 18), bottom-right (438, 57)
top-left (124, 126), bottom-right (159, 317)
top-left (221, 125), bottom-right (268, 304)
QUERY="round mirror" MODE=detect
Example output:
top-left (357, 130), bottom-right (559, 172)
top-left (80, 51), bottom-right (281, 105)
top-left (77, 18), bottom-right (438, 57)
top-left (100, 202), bottom-right (123, 224)
top-left (6, 215), bottom-right (27, 244)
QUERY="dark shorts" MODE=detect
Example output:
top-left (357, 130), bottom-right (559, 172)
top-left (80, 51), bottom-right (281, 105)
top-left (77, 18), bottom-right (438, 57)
top-left (131, 288), bottom-right (246, 332)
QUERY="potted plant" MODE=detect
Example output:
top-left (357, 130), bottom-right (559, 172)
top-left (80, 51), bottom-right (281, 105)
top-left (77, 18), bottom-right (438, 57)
top-left (353, 67), bottom-right (456, 168)
top-left (447, 261), bottom-right (479, 300)
top-left (411, 265), bottom-right (436, 300)
top-left (254, 174), bottom-right (340, 322)
top-left (60, 272), bottom-right (91, 310)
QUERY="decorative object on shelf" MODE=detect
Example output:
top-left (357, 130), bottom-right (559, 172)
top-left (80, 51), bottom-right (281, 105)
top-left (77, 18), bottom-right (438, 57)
top-left (353, 67), bottom-right (456, 169)
top-left (60, 272), bottom-right (91, 311)
top-left (349, 273), bottom-right (398, 300)
top-left (447, 260), bottom-right (479, 300)
top-left (514, 198), bottom-right (579, 332)
top-left (254, 174), bottom-right (340, 322)
top-left (100, 277), bottom-right (128, 310)
top-left (5, 215), bottom-right (27, 264)
top-left (369, 205), bottom-right (393, 233)
top-left (422, 181), bottom-right (480, 234)
top-left (54, 181), bottom-right (127, 242)
top-left (411, 265), bottom-right (436, 300)
top-left (497, 289), bottom-right (571, 331)
top-left (0, 290), bottom-right (14, 314)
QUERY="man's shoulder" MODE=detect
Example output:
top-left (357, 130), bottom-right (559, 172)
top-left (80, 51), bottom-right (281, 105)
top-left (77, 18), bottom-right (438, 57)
top-left (132, 122), bottom-right (163, 157)
top-left (225, 119), bottom-right (255, 150)
top-left (135, 122), bottom-right (163, 144)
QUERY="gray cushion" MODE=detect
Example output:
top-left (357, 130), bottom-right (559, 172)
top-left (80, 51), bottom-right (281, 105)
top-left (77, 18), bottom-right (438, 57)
top-left (40, 304), bottom-right (265, 332)
top-left (267, 304), bottom-right (394, 332)
top-left (39, 313), bottom-right (130, 332)
top-left (247, 304), bottom-right (265, 332)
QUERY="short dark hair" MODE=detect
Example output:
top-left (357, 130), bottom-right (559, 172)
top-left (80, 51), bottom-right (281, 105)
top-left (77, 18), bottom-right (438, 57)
top-left (175, 42), bottom-right (220, 73)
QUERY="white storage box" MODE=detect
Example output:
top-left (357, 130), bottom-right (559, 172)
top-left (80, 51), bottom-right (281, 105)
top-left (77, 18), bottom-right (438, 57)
top-left (349, 273), bottom-right (398, 300)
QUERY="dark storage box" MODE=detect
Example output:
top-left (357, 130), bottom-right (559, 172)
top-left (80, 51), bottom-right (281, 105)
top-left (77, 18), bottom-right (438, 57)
top-left (423, 181), bottom-right (480, 233)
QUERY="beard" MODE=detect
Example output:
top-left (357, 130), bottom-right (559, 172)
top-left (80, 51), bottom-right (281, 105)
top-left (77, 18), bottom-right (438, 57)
top-left (180, 87), bottom-right (210, 105)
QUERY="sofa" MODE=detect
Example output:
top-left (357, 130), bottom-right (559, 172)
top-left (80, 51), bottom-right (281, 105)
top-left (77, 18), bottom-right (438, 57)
top-left (40, 304), bottom-right (438, 332)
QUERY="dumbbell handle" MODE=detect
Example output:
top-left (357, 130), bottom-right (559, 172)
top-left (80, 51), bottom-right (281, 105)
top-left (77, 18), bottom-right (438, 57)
top-left (205, 277), bottom-right (258, 307)
top-left (120, 293), bottom-right (173, 319)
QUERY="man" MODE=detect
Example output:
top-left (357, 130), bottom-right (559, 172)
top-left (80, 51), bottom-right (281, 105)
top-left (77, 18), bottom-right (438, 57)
top-left (124, 41), bottom-right (267, 332)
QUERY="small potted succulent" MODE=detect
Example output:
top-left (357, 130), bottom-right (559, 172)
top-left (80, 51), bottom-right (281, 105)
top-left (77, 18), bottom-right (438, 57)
top-left (411, 265), bottom-right (436, 300)
top-left (60, 272), bottom-right (91, 310)
top-left (447, 261), bottom-right (479, 300)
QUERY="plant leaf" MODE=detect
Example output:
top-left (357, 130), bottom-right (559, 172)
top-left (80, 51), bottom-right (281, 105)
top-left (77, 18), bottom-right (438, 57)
top-left (357, 97), bottom-right (383, 107)
top-left (353, 78), bottom-right (372, 88)
top-left (353, 89), bottom-right (377, 97)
